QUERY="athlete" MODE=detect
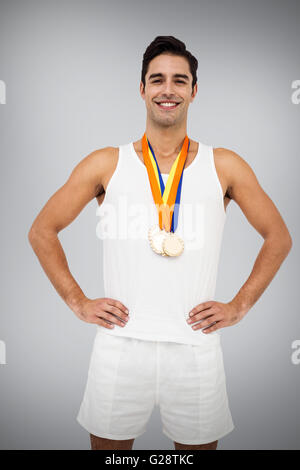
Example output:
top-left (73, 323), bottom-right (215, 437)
top-left (28, 36), bottom-right (292, 450)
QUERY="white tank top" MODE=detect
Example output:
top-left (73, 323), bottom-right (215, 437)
top-left (96, 140), bottom-right (226, 347)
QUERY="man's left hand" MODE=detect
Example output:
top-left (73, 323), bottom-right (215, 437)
top-left (187, 300), bottom-right (247, 333)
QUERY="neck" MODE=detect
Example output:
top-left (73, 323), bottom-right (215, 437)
top-left (144, 121), bottom-right (188, 158)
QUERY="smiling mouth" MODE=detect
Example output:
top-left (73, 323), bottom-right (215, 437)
top-left (155, 102), bottom-right (180, 110)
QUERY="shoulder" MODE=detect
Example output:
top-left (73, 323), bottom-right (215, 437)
top-left (213, 147), bottom-right (259, 198)
top-left (79, 146), bottom-right (118, 167)
top-left (75, 146), bottom-right (119, 176)
top-left (71, 146), bottom-right (119, 197)
top-left (213, 147), bottom-right (252, 173)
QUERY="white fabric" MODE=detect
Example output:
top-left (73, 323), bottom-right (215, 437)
top-left (95, 141), bottom-right (226, 346)
top-left (77, 330), bottom-right (234, 444)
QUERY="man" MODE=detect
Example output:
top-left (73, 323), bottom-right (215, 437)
top-left (28, 36), bottom-right (292, 450)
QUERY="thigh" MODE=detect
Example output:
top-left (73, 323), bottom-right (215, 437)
top-left (77, 332), bottom-right (157, 440)
top-left (158, 341), bottom-right (234, 446)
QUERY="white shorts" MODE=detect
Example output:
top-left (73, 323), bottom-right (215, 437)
top-left (77, 330), bottom-right (235, 445)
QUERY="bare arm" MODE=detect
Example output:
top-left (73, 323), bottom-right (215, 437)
top-left (28, 147), bottom-right (129, 329)
top-left (224, 149), bottom-right (293, 315)
top-left (187, 148), bottom-right (293, 333)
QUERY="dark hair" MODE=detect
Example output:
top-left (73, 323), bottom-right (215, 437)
top-left (141, 36), bottom-right (198, 91)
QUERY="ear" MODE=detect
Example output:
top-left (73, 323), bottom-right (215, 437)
top-left (191, 83), bottom-right (198, 101)
top-left (140, 81), bottom-right (145, 99)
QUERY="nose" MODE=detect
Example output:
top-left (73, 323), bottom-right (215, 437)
top-left (162, 78), bottom-right (175, 96)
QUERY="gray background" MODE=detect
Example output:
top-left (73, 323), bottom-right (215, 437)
top-left (0, 0), bottom-right (299, 450)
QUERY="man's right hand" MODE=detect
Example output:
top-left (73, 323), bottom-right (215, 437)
top-left (75, 297), bottom-right (129, 329)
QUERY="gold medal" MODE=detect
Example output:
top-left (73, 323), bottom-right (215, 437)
top-left (142, 133), bottom-right (190, 259)
top-left (148, 225), bottom-right (184, 257)
top-left (148, 225), bottom-right (169, 256)
top-left (162, 232), bottom-right (184, 257)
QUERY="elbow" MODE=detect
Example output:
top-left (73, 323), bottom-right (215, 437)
top-left (28, 225), bottom-right (39, 246)
top-left (265, 230), bottom-right (293, 253)
top-left (278, 232), bottom-right (293, 254)
top-left (282, 228), bottom-right (293, 250)
top-left (28, 223), bottom-right (58, 245)
top-left (285, 234), bottom-right (293, 252)
top-left (28, 223), bottom-right (45, 245)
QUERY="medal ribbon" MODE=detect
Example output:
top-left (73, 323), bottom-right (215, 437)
top-left (141, 133), bottom-right (190, 232)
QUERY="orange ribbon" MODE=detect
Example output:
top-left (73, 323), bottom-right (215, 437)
top-left (141, 133), bottom-right (189, 231)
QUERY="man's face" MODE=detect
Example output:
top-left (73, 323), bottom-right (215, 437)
top-left (140, 53), bottom-right (197, 128)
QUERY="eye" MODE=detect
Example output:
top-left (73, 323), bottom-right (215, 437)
top-left (151, 79), bottom-right (185, 84)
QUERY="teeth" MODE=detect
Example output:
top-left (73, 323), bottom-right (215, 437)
top-left (158, 102), bottom-right (178, 107)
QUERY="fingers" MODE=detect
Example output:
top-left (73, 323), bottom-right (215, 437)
top-left (188, 307), bottom-right (219, 325)
top-left (189, 314), bottom-right (223, 331)
top-left (105, 298), bottom-right (129, 317)
top-left (188, 301), bottom-right (237, 333)
top-left (78, 298), bottom-right (130, 329)
top-left (202, 320), bottom-right (226, 333)
top-left (104, 300), bottom-right (129, 322)
top-left (94, 298), bottom-right (129, 329)
top-left (95, 318), bottom-right (116, 329)
top-left (189, 301), bottom-right (215, 317)
top-left (187, 302), bottom-right (223, 332)
top-left (93, 314), bottom-right (128, 329)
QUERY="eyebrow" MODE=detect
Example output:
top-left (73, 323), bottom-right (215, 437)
top-left (148, 73), bottom-right (189, 81)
